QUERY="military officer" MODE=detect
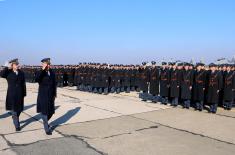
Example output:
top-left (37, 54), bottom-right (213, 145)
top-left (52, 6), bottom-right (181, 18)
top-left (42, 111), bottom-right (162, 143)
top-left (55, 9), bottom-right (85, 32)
top-left (181, 63), bottom-right (194, 109)
top-left (193, 63), bottom-right (207, 111)
top-left (223, 64), bottom-right (235, 110)
top-left (206, 63), bottom-right (223, 113)
top-left (159, 62), bottom-right (170, 105)
top-left (169, 62), bottom-right (182, 107)
top-left (0, 59), bottom-right (26, 131)
top-left (35, 58), bottom-right (57, 135)
top-left (149, 61), bottom-right (160, 103)
top-left (139, 62), bottom-right (150, 101)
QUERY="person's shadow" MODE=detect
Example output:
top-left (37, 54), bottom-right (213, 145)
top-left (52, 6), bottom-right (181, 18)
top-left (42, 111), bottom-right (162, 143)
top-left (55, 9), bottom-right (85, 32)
top-left (0, 104), bottom-right (36, 119)
top-left (20, 105), bottom-right (60, 130)
top-left (50, 107), bottom-right (81, 131)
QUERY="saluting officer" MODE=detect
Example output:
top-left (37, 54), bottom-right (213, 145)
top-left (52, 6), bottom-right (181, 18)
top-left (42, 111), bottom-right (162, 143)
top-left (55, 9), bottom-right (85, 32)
top-left (0, 59), bottom-right (26, 131)
top-left (35, 58), bottom-right (57, 135)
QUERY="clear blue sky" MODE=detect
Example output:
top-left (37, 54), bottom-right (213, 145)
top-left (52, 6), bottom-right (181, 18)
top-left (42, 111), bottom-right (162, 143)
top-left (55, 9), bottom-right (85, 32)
top-left (0, 0), bottom-right (235, 65)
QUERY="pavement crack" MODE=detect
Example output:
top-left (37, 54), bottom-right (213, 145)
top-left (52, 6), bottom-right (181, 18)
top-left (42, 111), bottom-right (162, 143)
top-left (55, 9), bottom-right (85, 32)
top-left (135, 125), bottom-right (158, 131)
top-left (129, 115), bottom-right (235, 146)
top-left (54, 129), bottom-right (108, 155)
top-left (103, 132), bottom-right (132, 139)
top-left (103, 125), bottom-right (159, 139)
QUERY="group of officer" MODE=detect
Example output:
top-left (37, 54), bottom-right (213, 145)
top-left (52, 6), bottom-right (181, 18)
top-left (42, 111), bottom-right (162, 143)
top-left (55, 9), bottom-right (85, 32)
top-left (10, 60), bottom-right (235, 115)
top-left (138, 61), bottom-right (235, 114)
top-left (0, 58), bottom-right (56, 135)
top-left (1, 58), bottom-right (235, 134)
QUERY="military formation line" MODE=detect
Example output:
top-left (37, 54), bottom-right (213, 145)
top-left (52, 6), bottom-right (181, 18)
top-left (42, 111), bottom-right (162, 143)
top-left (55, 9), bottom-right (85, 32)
top-left (19, 61), bottom-right (235, 114)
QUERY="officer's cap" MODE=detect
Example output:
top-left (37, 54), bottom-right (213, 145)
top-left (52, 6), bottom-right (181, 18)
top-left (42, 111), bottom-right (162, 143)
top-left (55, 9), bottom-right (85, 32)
top-left (209, 63), bottom-right (217, 67)
top-left (41, 58), bottom-right (51, 64)
top-left (9, 58), bottom-right (19, 65)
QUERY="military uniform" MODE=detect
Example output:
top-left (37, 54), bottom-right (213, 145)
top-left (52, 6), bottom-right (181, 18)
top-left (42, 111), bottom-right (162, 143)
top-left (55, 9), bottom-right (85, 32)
top-left (169, 65), bottom-right (182, 106)
top-left (160, 62), bottom-right (170, 105)
top-left (35, 58), bottom-right (57, 135)
top-left (149, 62), bottom-right (160, 103)
top-left (223, 69), bottom-right (235, 110)
top-left (138, 63), bottom-right (150, 101)
top-left (206, 64), bottom-right (223, 113)
top-left (193, 63), bottom-right (207, 111)
top-left (181, 63), bottom-right (194, 108)
top-left (0, 59), bottom-right (26, 131)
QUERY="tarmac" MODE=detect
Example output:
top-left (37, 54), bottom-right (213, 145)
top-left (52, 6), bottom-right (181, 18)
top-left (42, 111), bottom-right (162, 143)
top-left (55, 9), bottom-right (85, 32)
top-left (1, 78), bottom-right (235, 155)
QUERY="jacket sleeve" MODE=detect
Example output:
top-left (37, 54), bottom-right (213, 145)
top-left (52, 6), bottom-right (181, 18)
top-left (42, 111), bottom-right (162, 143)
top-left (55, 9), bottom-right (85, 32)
top-left (35, 69), bottom-right (47, 83)
top-left (232, 73), bottom-right (235, 90)
top-left (218, 72), bottom-right (223, 91)
top-left (22, 72), bottom-right (27, 97)
top-left (53, 72), bottom-right (57, 97)
top-left (0, 67), bottom-right (10, 78)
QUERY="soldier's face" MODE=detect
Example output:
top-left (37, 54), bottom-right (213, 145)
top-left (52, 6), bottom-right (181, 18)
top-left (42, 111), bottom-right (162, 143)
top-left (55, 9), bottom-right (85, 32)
top-left (12, 63), bottom-right (19, 70)
top-left (42, 62), bottom-right (49, 69)
top-left (185, 66), bottom-right (189, 70)
top-left (197, 66), bottom-right (201, 70)
top-left (177, 66), bottom-right (183, 70)
top-left (210, 67), bottom-right (216, 71)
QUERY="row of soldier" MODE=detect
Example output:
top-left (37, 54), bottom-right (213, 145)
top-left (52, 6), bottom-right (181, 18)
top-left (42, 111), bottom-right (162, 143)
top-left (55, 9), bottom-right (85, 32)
top-left (20, 61), bottom-right (235, 113)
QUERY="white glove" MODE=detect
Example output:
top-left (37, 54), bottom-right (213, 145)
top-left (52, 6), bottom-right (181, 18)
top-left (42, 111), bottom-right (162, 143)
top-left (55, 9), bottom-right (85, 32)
top-left (4, 61), bottom-right (9, 67)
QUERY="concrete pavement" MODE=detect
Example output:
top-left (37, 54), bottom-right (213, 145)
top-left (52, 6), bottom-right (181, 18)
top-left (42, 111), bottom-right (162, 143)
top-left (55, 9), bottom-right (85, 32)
top-left (1, 78), bottom-right (235, 155)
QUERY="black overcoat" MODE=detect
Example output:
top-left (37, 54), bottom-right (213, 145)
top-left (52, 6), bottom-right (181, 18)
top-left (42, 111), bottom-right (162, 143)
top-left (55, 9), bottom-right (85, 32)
top-left (223, 71), bottom-right (235, 101)
top-left (206, 71), bottom-right (223, 104)
top-left (35, 69), bottom-right (57, 120)
top-left (138, 68), bottom-right (149, 92)
top-left (170, 69), bottom-right (182, 98)
top-left (160, 68), bottom-right (170, 97)
top-left (193, 70), bottom-right (207, 102)
top-left (181, 69), bottom-right (194, 100)
top-left (0, 68), bottom-right (26, 116)
top-left (149, 67), bottom-right (160, 95)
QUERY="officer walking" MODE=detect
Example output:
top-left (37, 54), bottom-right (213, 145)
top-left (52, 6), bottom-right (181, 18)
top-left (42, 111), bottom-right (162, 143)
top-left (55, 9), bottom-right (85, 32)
top-left (0, 59), bottom-right (26, 131)
top-left (35, 58), bottom-right (57, 135)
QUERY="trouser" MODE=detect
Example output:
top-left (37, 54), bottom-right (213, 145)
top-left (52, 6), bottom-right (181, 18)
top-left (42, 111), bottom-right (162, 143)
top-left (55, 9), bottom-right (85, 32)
top-left (223, 101), bottom-right (233, 110)
top-left (110, 87), bottom-right (116, 93)
top-left (87, 85), bottom-right (92, 92)
top-left (125, 87), bottom-right (130, 93)
top-left (210, 103), bottom-right (218, 113)
top-left (93, 87), bottom-right (98, 93)
top-left (183, 100), bottom-right (191, 109)
top-left (139, 91), bottom-right (148, 101)
top-left (171, 98), bottom-right (178, 106)
top-left (151, 95), bottom-right (159, 103)
top-left (116, 88), bottom-right (121, 94)
top-left (161, 96), bottom-right (168, 105)
top-left (103, 88), bottom-right (109, 95)
top-left (78, 84), bottom-right (85, 90)
top-left (41, 114), bottom-right (50, 133)
top-left (121, 87), bottom-right (125, 92)
top-left (195, 101), bottom-right (203, 111)
top-left (83, 85), bottom-right (89, 91)
top-left (11, 111), bottom-right (20, 129)
top-left (131, 87), bottom-right (135, 91)
top-left (98, 88), bottom-right (103, 94)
